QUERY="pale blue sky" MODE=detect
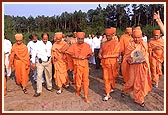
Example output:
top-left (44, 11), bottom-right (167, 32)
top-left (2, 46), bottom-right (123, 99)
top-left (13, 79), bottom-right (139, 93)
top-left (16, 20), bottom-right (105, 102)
top-left (3, 3), bottom-right (108, 18)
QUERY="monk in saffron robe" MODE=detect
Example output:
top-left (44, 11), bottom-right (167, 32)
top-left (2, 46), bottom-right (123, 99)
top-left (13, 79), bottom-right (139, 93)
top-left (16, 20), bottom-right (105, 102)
top-left (66, 32), bottom-right (77, 84)
top-left (120, 27), bottom-right (133, 55)
top-left (148, 30), bottom-right (164, 88)
top-left (110, 27), bottom-right (119, 77)
top-left (8, 34), bottom-right (30, 94)
top-left (99, 28), bottom-right (120, 101)
top-left (120, 27), bottom-right (133, 83)
top-left (121, 28), bottom-right (152, 107)
top-left (66, 32), bottom-right (93, 103)
top-left (111, 27), bottom-right (119, 41)
top-left (51, 32), bottom-right (70, 94)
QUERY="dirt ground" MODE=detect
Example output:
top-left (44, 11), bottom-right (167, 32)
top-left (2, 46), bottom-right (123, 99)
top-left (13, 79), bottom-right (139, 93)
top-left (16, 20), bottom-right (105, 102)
top-left (3, 64), bottom-right (165, 112)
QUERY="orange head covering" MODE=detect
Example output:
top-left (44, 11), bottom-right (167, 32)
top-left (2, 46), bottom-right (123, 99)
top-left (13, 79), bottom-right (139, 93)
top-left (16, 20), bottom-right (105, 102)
top-left (15, 34), bottom-right (23, 40)
top-left (126, 27), bottom-right (132, 33)
top-left (77, 32), bottom-right (85, 38)
top-left (153, 30), bottom-right (160, 35)
top-left (105, 27), bottom-right (116, 35)
top-left (55, 32), bottom-right (63, 38)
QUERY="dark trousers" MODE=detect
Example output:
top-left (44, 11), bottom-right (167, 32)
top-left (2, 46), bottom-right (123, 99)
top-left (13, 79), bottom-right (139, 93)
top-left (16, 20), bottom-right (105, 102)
top-left (94, 48), bottom-right (101, 69)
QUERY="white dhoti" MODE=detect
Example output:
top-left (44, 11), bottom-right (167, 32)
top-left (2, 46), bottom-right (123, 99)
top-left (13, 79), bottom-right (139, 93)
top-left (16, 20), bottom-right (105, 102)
top-left (5, 53), bottom-right (11, 77)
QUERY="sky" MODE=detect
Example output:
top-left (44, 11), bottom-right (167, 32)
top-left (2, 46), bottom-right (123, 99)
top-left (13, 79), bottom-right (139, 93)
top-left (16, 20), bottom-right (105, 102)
top-left (3, 3), bottom-right (108, 18)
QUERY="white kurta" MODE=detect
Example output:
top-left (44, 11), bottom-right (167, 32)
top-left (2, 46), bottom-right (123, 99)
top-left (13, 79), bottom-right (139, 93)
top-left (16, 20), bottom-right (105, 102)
top-left (4, 39), bottom-right (12, 76)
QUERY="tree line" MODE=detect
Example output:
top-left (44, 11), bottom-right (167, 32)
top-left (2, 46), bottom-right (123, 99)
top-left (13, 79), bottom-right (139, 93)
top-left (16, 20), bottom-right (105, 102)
top-left (4, 4), bottom-right (164, 44)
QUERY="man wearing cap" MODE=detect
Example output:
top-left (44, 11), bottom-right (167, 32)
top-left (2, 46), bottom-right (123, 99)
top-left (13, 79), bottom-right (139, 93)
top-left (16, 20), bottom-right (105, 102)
top-left (119, 27), bottom-right (133, 82)
top-left (121, 28), bottom-right (152, 107)
top-left (51, 32), bottom-right (70, 94)
top-left (148, 30), bottom-right (164, 88)
top-left (32, 33), bottom-right (53, 97)
top-left (8, 33), bottom-right (30, 94)
top-left (66, 32), bottom-right (93, 103)
top-left (98, 28), bottom-right (120, 101)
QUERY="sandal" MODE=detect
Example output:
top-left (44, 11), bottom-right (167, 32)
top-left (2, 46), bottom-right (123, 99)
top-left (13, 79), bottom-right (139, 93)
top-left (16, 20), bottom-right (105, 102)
top-left (23, 89), bottom-right (28, 94)
top-left (56, 90), bottom-right (62, 94)
top-left (111, 89), bottom-right (114, 93)
top-left (140, 102), bottom-right (145, 107)
top-left (65, 84), bottom-right (70, 89)
top-left (134, 101), bottom-right (145, 107)
top-left (102, 96), bottom-right (111, 101)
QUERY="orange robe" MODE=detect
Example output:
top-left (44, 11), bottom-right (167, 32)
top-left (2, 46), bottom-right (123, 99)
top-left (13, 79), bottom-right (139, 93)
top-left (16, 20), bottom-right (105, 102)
top-left (51, 41), bottom-right (69, 88)
top-left (123, 40), bottom-right (152, 104)
top-left (66, 42), bottom-right (93, 96)
top-left (148, 38), bottom-right (164, 83)
top-left (66, 37), bottom-right (77, 71)
top-left (99, 39), bottom-right (120, 94)
top-left (66, 53), bottom-right (74, 71)
top-left (119, 34), bottom-right (132, 54)
top-left (9, 43), bottom-right (30, 89)
top-left (120, 34), bottom-right (133, 82)
top-left (4, 77), bottom-right (7, 95)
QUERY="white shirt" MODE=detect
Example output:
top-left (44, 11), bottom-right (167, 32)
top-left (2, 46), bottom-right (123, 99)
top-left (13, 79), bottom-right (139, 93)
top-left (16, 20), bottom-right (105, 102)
top-left (84, 38), bottom-right (94, 52)
top-left (84, 38), bottom-right (92, 46)
top-left (142, 36), bottom-right (147, 42)
top-left (4, 39), bottom-right (12, 54)
top-left (27, 40), bottom-right (40, 56)
top-left (31, 40), bottom-right (52, 63)
top-left (92, 36), bottom-right (102, 49)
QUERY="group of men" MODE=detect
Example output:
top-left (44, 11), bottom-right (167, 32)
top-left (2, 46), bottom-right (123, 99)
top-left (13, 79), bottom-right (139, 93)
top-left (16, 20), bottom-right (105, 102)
top-left (4, 11), bottom-right (164, 106)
